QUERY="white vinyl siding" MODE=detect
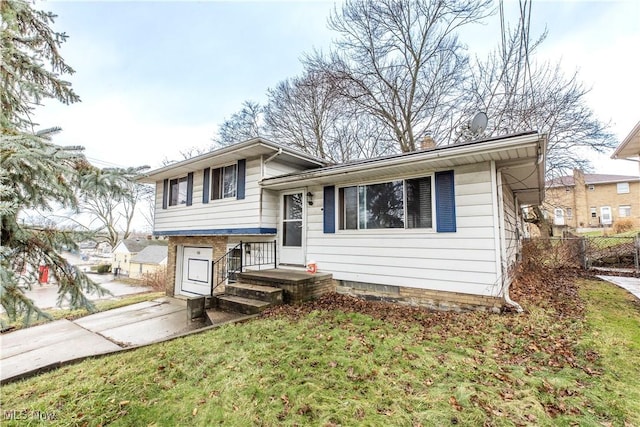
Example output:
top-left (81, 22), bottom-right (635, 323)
top-left (300, 162), bottom-right (500, 296)
top-left (260, 159), bottom-right (306, 229)
top-left (154, 158), bottom-right (265, 233)
top-left (154, 158), bottom-right (309, 234)
top-left (501, 174), bottom-right (520, 279)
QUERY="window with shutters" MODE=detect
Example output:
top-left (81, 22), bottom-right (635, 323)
top-left (169, 176), bottom-right (188, 206)
top-left (338, 176), bottom-right (433, 230)
top-left (211, 164), bottom-right (237, 200)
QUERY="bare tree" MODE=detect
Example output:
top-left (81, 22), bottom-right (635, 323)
top-left (264, 69), bottom-right (394, 162)
top-left (307, 0), bottom-right (492, 153)
top-left (139, 183), bottom-right (156, 233)
top-left (79, 167), bottom-right (149, 248)
top-left (455, 0), bottom-right (616, 236)
top-left (455, 0), bottom-right (615, 178)
top-left (214, 100), bottom-right (267, 147)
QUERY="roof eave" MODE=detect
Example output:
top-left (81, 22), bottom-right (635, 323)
top-left (137, 138), bottom-right (327, 183)
top-left (612, 121), bottom-right (640, 160)
top-left (261, 133), bottom-right (545, 192)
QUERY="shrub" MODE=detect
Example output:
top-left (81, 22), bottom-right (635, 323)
top-left (96, 264), bottom-right (111, 274)
top-left (613, 218), bottom-right (635, 234)
top-left (140, 266), bottom-right (167, 291)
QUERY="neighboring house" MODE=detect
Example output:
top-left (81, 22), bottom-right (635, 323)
top-left (544, 169), bottom-right (640, 230)
top-left (139, 133), bottom-right (546, 311)
top-left (112, 239), bottom-right (168, 276)
top-left (129, 245), bottom-right (168, 280)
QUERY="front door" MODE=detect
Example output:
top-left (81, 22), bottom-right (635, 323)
top-left (180, 246), bottom-right (212, 295)
top-left (280, 191), bottom-right (305, 265)
top-left (600, 206), bottom-right (612, 225)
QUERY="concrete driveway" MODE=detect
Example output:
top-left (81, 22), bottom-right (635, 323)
top-left (0, 297), bottom-right (206, 383)
top-left (11, 274), bottom-right (153, 312)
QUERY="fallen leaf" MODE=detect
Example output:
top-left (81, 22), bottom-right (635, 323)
top-left (448, 396), bottom-right (463, 411)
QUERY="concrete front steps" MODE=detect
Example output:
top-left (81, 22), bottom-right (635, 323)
top-left (205, 269), bottom-right (334, 324)
top-left (210, 282), bottom-right (283, 317)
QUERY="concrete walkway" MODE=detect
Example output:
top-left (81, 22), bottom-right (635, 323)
top-left (0, 297), bottom-right (242, 384)
top-left (597, 275), bottom-right (640, 300)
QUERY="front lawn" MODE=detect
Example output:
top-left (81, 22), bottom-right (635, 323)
top-left (1, 273), bottom-right (639, 426)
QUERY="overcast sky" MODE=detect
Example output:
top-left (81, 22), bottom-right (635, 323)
top-left (33, 0), bottom-right (640, 176)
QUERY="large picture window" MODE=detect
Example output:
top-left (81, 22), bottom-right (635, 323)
top-left (169, 177), bottom-right (188, 206)
top-left (339, 176), bottom-right (432, 230)
top-left (212, 164), bottom-right (237, 200)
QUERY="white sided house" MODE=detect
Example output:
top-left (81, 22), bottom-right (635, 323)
top-left (140, 133), bottom-right (546, 311)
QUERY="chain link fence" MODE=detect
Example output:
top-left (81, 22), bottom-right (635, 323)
top-left (523, 234), bottom-right (640, 275)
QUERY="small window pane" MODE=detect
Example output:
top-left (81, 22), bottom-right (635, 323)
top-left (283, 221), bottom-right (302, 246)
top-left (406, 177), bottom-right (432, 228)
top-left (359, 181), bottom-right (404, 229)
top-left (284, 193), bottom-right (303, 220)
top-left (169, 177), bottom-right (187, 206)
top-left (223, 165), bottom-right (237, 198)
top-left (617, 182), bottom-right (629, 194)
top-left (339, 187), bottom-right (358, 230)
top-left (619, 205), bottom-right (631, 217)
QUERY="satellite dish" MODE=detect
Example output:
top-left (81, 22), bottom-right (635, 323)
top-left (469, 111), bottom-right (488, 134)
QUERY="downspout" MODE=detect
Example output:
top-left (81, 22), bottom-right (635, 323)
top-left (496, 167), bottom-right (523, 313)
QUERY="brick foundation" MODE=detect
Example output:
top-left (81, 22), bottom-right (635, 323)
top-left (336, 281), bottom-right (503, 312)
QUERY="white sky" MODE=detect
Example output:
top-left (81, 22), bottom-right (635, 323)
top-left (33, 0), bottom-right (640, 176)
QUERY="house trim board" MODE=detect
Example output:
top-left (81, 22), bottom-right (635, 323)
top-left (154, 227), bottom-right (277, 236)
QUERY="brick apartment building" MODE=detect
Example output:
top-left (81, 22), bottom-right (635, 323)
top-left (544, 169), bottom-right (640, 230)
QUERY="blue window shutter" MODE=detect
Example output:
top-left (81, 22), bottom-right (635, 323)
top-left (202, 167), bottom-right (210, 204)
top-left (435, 170), bottom-right (456, 232)
top-left (323, 186), bottom-right (336, 233)
top-left (237, 159), bottom-right (246, 200)
top-left (162, 179), bottom-right (168, 209)
top-left (186, 172), bottom-right (194, 206)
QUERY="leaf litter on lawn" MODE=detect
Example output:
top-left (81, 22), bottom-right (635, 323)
top-left (261, 261), bottom-right (605, 422)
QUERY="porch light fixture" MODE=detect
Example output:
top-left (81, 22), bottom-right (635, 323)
top-left (307, 191), bottom-right (314, 206)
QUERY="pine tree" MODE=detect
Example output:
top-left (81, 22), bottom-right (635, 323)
top-left (0, 0), bottom-right (117, 324)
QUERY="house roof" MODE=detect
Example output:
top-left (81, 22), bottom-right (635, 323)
top-left (138, 137), bottom-right (328, 183)
top-left (261, 131), bottom-right (547, 205)
top-left (130, 245), bottom-right (168, 265)
top-left (115, 239), bottom-right (168, 254)
top-left (611, 121), bottom-right (640, 160)
top-left (547, 173), bottom-right (640, 188)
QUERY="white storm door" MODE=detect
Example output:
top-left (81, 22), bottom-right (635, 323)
top-left (600, 206), bottom-right (612, 225)
top-left (554, 208), bottom-right (565, 225)
top-left (180, 246), bottom-right (212, 295)
top-left (280, 192), bottom-right (305, 265)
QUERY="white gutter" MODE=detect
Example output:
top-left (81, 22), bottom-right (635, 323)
top-left (262, 133), bottom-right (542, 188)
